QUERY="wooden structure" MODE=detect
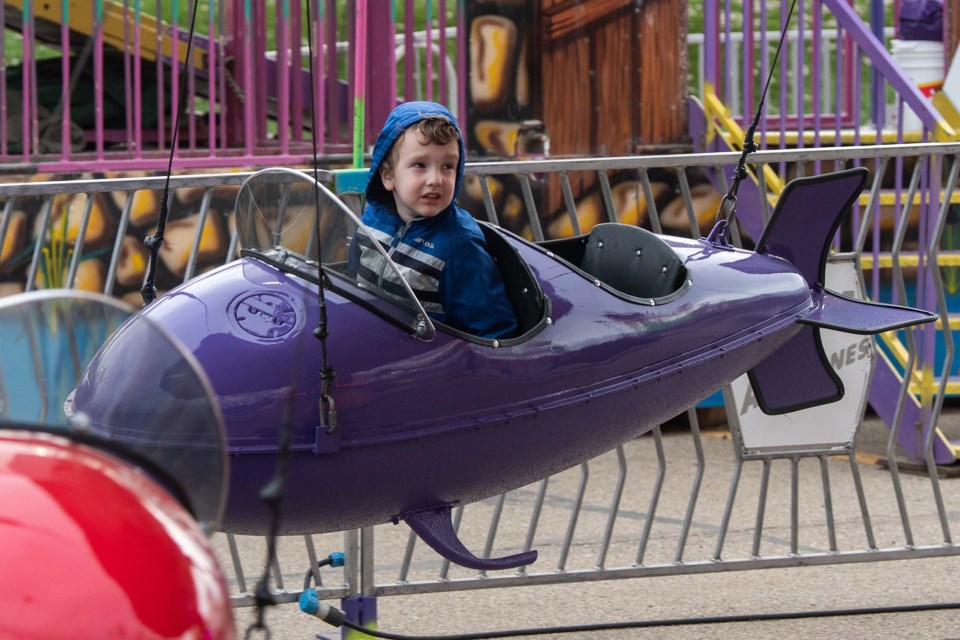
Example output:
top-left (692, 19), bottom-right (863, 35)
top-left (463, 0), bottom-right (689, 237)
top-left (541, 0), bottom-right (688, 157)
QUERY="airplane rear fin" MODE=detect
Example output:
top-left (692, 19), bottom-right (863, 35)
top-left (755, 167), bottom-right (868, 289)
top-left (802, 288), bottom-right (938, 334)
top-left (747, 169), bottom-right (938, 415)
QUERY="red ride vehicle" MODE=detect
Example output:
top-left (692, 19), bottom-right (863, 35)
top-left (0, 291), bottom-right (235, 639)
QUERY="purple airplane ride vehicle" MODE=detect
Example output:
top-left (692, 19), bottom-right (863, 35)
top-left (71, 165), bottom-right (935, 570)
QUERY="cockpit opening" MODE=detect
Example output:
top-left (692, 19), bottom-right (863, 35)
top-left (541, 223), bottom-right (687, 302)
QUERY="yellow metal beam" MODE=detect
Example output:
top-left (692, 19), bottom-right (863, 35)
top-left (5, 0), bottom-right (208, 71)
top-left (746, 128), bottom-right (928, 146)
top-left (702, 85), bottom-right (785, 195)
top-left (858, 190), bottom-right (960, 207)
top-left (859, 252), bottom-right (960, 269)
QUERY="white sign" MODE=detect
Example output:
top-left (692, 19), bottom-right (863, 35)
top-left (730, 260), bottom-right (872, 453)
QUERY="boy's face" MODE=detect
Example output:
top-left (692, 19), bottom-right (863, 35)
top-left (380, 129), bottom-right (459, 223)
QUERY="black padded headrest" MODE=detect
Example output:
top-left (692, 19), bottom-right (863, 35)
top-left (580, 223), bottom-right (685, 299)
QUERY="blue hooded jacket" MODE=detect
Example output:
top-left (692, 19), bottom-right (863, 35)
top-left (359, 102), bottom-right (517, 340)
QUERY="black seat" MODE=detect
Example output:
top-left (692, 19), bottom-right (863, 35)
top-left (479, 223), bottom-right (545, 336)
top-left (579, 223), bottom-right (685, 299)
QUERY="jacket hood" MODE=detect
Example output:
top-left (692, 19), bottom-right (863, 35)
top-left (365, 101), bottom-right (466, 209)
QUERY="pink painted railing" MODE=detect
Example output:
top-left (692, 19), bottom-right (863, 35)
top-left (0, 0), bottom-right (462, 172)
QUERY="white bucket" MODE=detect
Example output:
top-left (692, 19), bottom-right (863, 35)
top-left (891, 39), bottom-right (945, 132)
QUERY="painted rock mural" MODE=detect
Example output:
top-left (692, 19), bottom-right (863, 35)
top-left (0, 172), bottom-right (239, 304)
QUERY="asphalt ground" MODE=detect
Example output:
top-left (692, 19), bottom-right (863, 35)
top-left (217, 408), bottom-right (960, 640)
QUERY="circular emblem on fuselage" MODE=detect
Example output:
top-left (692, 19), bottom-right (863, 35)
top-left (230, 291), bottom-right (304, 342)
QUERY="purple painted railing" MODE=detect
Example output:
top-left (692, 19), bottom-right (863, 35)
top-left (0, 0), bottom-right (461, 172)
top-left (702, 0), bottom-right (950, 141)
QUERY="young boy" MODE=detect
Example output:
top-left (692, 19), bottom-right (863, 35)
top-left (356, 101), bottom-right (517, 340)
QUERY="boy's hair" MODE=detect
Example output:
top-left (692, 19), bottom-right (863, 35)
top-left (381, 116), bottom-right (460, 175)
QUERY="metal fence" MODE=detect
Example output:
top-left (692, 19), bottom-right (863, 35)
top-left (0, 0), bottom-right (462, 171)
top-left (1, 142), bottom-right (959, 616)
top-left (1, 0), bottom-right (939, 174)
top-left (702, 0), bottom-right (951, 144)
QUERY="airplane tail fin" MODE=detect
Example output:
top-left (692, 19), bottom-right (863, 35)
top-left (746, 168), bottom-right (937, 415)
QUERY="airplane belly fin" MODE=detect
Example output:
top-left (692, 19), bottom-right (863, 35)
top-left (747, 324), bottom-right (843, 415)
top-left (401, 505), bottom-right (538, 571)
top-left (802, 288), bottom-right (938, 334)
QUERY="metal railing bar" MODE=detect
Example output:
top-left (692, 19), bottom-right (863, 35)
top-left (674, 408), bottom-right (705, 563)
top-left (557, 462), bottom-right (589, 572)
top-left (25, 318), bottom-right (46, 424)
top-left (1, 146), bottom-right (959, 210)
top-left (304, 206), bottom-right (320, 262)
top-left (675, 169), bottom-right (700, 238)
top-left (715, 163), bottom-right (730, 196)
top-left (184, 188), bottom-right (216, 282)
top-left (478, 176), bottom-right (499, 225)
top-left (439, 505), bottom-right (464, 579)
top-left (479, 493), bottom-right (507, 578)
top-left (0, 172), bottom-right (264, 197)
top-left (519, 174), bottom-right (544, 242)
top-left (712, 456), bottom-right (743, 560)
top-left (304, 534), bottom-right (323, 590)
top-left (884, 160), bottom-right (923, 528)
top-left (922, 155), bottom-right (960, 545)
top-left (752, 460), bottom-right (771, 557)
top-left (24, 199), bottom-right (54, 292)
top-left (886, 372), bottom-right (915, 547)
top-left (0, 199), bottom-right (14, 270)
top-left (559, 172), bottom-right (582, 236)
top-left (231, 585), bottom-right (349, 607)
top-left (742, 446), bottom-right (872, 461)
top-left (65, 196), bottom-right (95, 289)
top-left (730, 211), bottom-right (744, 247)
top-left (819, 456), bottom-right (838, 552)
top-left (399, 529), bottom-right (416, 583)
top-left (62, 310), bottom-right (82, 380)
top-left (274, 182), bottom-right (293, 247)
top-left (854, 157), bottom-right (888, 261)
top-left (462, 144), bottom-right (960, 177)
top-left (848, 454), bottom-right (877, 550)
top-left (791, 457), bottom-right (800, 556)
top-left (103, 194), bottom-right (134, 298)
top-left (225, 223), bottom-right (240, 265)
top-left (270, 552), bottom-right (285, 591)
top-left (366, 544), bottom-right (960, 598)
top-left (756, 163), bottom-right (772, 224)
top-left (636, 426), bottom-right (666, 566)
top-left (518, 478), bottom-right (549, 575)
top-left (597, 445), bottom-right (627, 569)
top-left (637, 168), bottom-right (661, 234)
top-left (226, 533), bottom-right (248, 594)
top-left (344, 529), bottom-right (360, 598)
top-left (361, 526), bottom-right (376, 596)
top-left (598, 171), bottom-right (618, 224)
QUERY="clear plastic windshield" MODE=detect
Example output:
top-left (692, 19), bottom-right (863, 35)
top-left (0, 290), bottom-right (227, 532)
top-left (234, 167), bottom-right (435, 339)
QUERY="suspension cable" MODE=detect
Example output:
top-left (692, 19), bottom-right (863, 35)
top-left (244, 0), bottom-right (336, 636)
top-left (709, 0), bottom-right (798, 246)
top-left (140, 0), bottom-right (201, 306)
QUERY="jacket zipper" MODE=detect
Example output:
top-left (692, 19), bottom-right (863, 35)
top-left (377, 219), bottom-right (417, 288)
